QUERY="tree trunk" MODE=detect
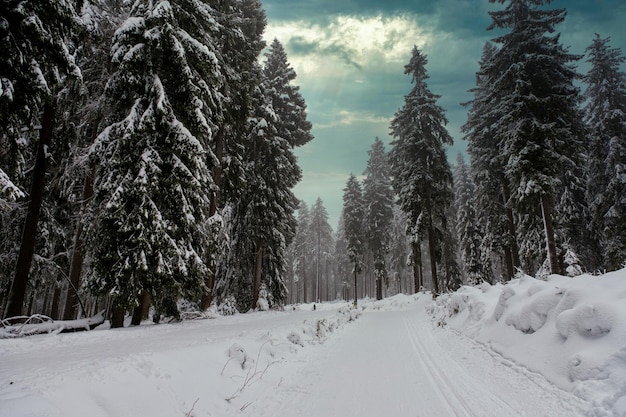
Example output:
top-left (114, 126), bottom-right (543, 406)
top-left (63, 165), bottom-right (95, 320)
top-left (111, 306), bottom-right (125, 328)
top-left (353, 265), bottom-right (358, 307)
top-left (49, 284), bottom-right (62, 320)
top-left (4, 101), bottom-right (56, 318)
top-left (411, 241), bottom-right (422, 293)
top-left (541, 195), bottom-right (560, 275)
top-left (501, 182), bottom-right (521, 274)
top-left (201, 127), bottom-right (225, 310)
top-left (131, 290), bottom-right (150, 326)
top-left (252, 241), bottom-right (264, 309)
top-left (302, 255), bottom-right (307, 303)
top-left (503, 246), bottom-right (515, 281)
top-left (427, 225), bottom-right (440, 295)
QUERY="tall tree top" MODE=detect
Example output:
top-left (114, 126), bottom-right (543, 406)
top-left (263, 38), bottom-right (313, 148)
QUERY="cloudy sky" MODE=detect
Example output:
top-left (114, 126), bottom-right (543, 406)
top-left (261, 0), bottom-right (626, 229)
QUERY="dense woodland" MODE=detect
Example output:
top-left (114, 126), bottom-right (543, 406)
top-left (1, 0), bottom-right (625, 326)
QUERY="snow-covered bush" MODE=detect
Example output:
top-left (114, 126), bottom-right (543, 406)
top-left (217, 296), bottom-right (239, 316)
top-left (256, 284), bottom-right (269, 311)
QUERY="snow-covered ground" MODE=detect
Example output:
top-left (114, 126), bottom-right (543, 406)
top-left (1, 269), bottom-right (625, 417)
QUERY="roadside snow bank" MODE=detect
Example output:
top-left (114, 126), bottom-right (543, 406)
top-left (429, 268), bottom-right (626, 417)
top-left (0, 304), bottom-right (359, 417)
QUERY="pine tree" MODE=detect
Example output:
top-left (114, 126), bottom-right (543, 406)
top-left (454, 154), bottom-right (491, 285)
top-left (292, 201), bottom-right (311, 303)
top-left (388, 206), bottom-right (410, 294)
top-left (1, 0), bottom-right (83, 318)
top-left (264, 38), bottom-right (313, 149)
top-left (215, 38), bottom-right (311, 311)
top-left (486, 0), bottom-right (586, 275)
top-left (363, 137), bottom-right (394, 300)
top-left (308, 198), bottom-right (334, 302)
top-left (84, 0), bottom-right (224, 326)
top-left (342, 174), bottom-right (365, 305)
top-left (583, 35), bottom-right (626, 271)
top-left (389, 46), bottom-right (454, 295)
top-left (462, 41), bottom-right (521, 280)
top-left (59, 0), bottom-right (129, 321)
top-left (334, 210), bottom-right (352, 300)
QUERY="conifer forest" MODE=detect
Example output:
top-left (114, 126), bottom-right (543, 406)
top-left (1, 0), bottom-right (625, 328)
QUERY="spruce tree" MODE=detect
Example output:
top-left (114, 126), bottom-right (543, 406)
top-left (342, 174), bottom-right (365, 305)
top-left (454, 154), bottom-right (491, 285)
top-left (334, 210), bottom-right (352, 300)
top-left (84, 0), bottom-right (223, 326)
top-left (486, 0), bottom-right (586, 275)
top-left (389, 46), bottom-right (454, 295)
top-left (293, 201), bottom-right (311, 303)
top-left (583, 34), bottom-right (626, 271)
top-left (1, 0), bottom-right (83, 318)
top-left (215, 38), bottom-right (311, 311)
top-left (363, 137), bottom-right (394, 300)
top-left (309, 198), bottom-right (334, 302)
top-left (462, 42), bottom-right (521, 280)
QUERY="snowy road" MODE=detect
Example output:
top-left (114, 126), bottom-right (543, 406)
top-left (241, 300), bottom-right (588, 417)
top-left (1, 295), bottom-right (590, 417)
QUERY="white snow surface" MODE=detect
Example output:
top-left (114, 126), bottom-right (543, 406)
top-left (2, 269), bottom-right (625, 416)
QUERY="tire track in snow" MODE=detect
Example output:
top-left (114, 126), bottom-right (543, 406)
top-left (403, 316), bottom-right (523, 417)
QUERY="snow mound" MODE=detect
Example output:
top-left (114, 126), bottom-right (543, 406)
top-left (430, 268), bottom-right (626, 417)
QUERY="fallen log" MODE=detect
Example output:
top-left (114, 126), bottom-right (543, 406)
top-left (0, 311), bottom-right (105, 338)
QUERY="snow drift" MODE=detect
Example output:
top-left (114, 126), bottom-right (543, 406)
top-left (430, 268), bottom-right (626, 417)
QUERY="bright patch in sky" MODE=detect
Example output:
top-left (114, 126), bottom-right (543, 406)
top-left (265, 15), bottom-right (429, 76)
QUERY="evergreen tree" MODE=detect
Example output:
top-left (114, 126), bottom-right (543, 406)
top-left (308, 198), bottom-right (334, 301)
top-left (486, 0), bottom-right (586, 275)
top-left (215, 38), bottom-right (311, 311)
top-left (342, 174), bottom-right (365, 305)
top-left (462, 41), bottom-right (521, 280)
top-left (334, 210), bottom-right (352, 300)
top-left (363, 137), bottom-right (394, 300)
top-left (60, 0), bottom-right (129, 321)
top-left (84, 0), bottom-right (224, 326)
top-left (292, 201), bottom-right (311, 303)
top-left (583, 34), bottom-right (626, 271)
top-left (389, 46), bottom-right (454, 295)
top-left (1, 0), bottom-right (83, 317)
top-left (454, 154), bottom-right (491, 285)
top-left (388, 206), bottom-right (410, 294)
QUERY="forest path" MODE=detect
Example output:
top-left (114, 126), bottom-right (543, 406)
top-left (244, 299), bottom-right (587, 417)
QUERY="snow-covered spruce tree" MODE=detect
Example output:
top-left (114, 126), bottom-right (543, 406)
top-left (389, 46), bottom-right (454, 296)
top-left (216, 39), bottom-right (312, 311)
top-left (485, 0), bottom-right (587, 275)
top-left (85, 0), bottom-right (224, 327)
top-left (454, 154), bottom-right (491, 285)
top-left (292, 201), bottom-right (311, 303)
top-left (363, 137), bottom-right (393, 300)
top-left (308, 198), bottom-right (334, 302)
top-left (462, 41), bottom-right (521, 280)
top-left (199, 0), bottom-right (267, 310)
top-left (583, 34), bottom-right (626, 271)
top-left (388, 206), bottom-right (410, 294)
top-left (342, 174), bottom-right (365, 305)
top-left (334, 209), bottom-right (352, 300)
top-left (59, 0), bottom-right (129, 321)
top-left (0, 0), bottom-right (83, 318)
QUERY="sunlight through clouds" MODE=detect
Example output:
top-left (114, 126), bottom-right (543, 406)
top-left (264, 14), bottom-right (430, 78)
